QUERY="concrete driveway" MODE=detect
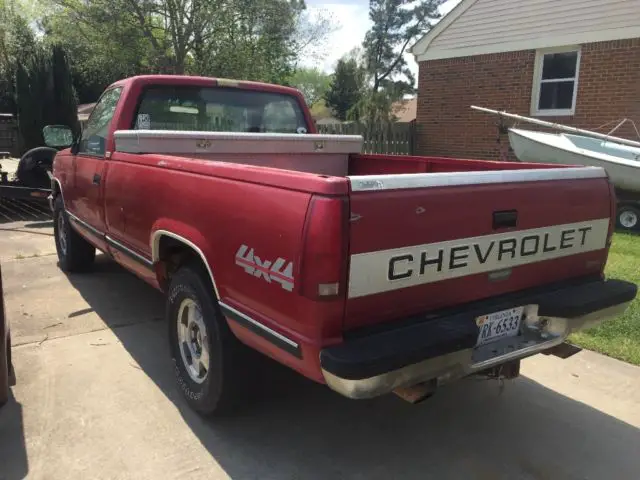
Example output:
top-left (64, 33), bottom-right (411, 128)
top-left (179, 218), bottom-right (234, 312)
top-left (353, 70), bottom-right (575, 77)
top-left (1, 221), bottom-right (640, 480)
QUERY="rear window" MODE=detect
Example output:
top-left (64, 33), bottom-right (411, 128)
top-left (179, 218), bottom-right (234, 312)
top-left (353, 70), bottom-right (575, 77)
top-left (133, 86), bottom-right (309, 134)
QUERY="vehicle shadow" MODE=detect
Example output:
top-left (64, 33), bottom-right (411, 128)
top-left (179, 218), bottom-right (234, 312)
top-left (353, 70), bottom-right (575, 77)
top-left (66, 256), bottom-right (640, 479)
top-left (0, 392), bottom-right (29, 480)
top-left (23, 221), bottom-right (53, 229)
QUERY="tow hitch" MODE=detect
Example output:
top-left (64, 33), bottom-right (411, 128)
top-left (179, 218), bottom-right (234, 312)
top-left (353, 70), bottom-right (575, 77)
top-left (542, 342), bottom-right (582, 359)
top-left (393, 380), bottom-right (437, 404)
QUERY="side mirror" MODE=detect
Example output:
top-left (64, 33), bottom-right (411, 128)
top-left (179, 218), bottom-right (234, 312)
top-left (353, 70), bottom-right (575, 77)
top-left (43, 125), bottom-right (74, 149)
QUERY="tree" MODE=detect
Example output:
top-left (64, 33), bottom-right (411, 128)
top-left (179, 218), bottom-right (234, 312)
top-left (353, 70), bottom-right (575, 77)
top-left (290, 67), bottom-right (331, 106)
top-left (192, 0), bottom-right (336, 85)
top-left (49, 0), bottom-right (207, 75)
top-left (41, 0), bottom-right (335, 98)
top-left (193, 0), bottom-right (302, 84)
top-left (363, 0), bottom-right (443, 93)
top-left (1, 3), bottom-right (41, 113)
top-left (352, 0), bottom-right (442, 123)
top-left (15, 43), bottom-right (79, 152)
top-left (291, 5), bottom-right (337, 66)
top-left (48, 45), bottom-right (79, 134)
top-left (42, 0), bottom-right (168, 101)
top-left (15, 48), bottom-right (48, 150)
top-left (324, 58), bottom-right (365, 121)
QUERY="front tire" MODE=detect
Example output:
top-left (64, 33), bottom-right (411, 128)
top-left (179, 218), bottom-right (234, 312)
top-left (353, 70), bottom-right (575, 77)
top-left (167, 263), bottom-right (249, 416)
top-left (53, 196), bottom-right (96, 272)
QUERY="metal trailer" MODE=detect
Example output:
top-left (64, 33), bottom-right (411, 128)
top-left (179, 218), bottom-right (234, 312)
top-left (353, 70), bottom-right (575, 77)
top-left (0, 150), bottom-right (53, 203)
top-left (1, 126), bottom-right (73, 219)
top-left (0, 151), bottom-right (53, 223)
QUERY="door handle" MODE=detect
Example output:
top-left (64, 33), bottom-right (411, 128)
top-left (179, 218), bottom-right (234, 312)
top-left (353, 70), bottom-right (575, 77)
top-left (93, 173), bottom-right (101, 185)
top-left (493, 210), bottom-right (518, 229)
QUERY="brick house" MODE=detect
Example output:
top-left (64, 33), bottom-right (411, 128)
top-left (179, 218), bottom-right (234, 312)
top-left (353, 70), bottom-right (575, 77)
top-left (410, 0), bottom-right (640, 160)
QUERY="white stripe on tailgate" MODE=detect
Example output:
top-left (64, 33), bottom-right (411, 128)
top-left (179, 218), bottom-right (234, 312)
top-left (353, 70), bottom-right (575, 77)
top-left (348, 218), bottom-right (610, 299)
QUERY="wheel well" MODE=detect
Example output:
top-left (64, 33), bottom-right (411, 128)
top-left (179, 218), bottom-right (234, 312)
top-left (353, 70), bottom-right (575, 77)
top-left (52, 179), bottom-right (62, 201)
top-left (155, 235), bottom-right (216, 295)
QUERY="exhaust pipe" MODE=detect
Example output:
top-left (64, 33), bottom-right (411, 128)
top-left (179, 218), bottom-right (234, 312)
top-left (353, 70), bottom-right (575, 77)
top-left (393, 380), bottom-right (437, 404)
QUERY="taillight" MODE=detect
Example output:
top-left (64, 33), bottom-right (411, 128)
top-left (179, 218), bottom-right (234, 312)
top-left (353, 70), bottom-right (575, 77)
top-left (299, 195), bottom-right (349, 300)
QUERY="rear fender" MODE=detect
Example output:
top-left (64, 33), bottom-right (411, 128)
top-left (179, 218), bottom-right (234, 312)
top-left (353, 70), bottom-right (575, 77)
top-left (150, 220), bottom-right (311, 377)
top-left (150, 220), bottom-right (219, 298)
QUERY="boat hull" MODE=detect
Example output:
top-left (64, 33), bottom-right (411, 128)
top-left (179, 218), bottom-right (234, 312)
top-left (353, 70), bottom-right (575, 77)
top-left (508, 129), bottom-right (640, 193)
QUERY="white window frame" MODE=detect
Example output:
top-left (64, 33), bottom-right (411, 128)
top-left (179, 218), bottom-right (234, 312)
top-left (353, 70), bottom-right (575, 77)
top-left (530, 46), bottom-right (581, 117)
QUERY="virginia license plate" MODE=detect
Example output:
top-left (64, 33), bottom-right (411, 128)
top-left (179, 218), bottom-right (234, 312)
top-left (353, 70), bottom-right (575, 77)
top-left (476, 307), bottom-right (524, 346)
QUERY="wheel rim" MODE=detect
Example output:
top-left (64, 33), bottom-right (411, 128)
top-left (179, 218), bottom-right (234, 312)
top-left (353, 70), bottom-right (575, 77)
top-left (177, 298), bottom-right (210, 384)
top-left (620, 210), bottom-right (638, 229)
top-left (57, 213), bottom-right (68, 255)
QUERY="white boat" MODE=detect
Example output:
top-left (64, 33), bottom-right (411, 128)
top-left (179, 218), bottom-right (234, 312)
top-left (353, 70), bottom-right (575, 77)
top-left (508, 128), bottom-right (640, 193)
top-left (471, 106), bottom-right (640, 231)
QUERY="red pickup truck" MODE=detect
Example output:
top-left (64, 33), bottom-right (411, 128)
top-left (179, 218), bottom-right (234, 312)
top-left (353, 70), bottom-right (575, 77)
top-left (47, 75), bottom-right (636, 415)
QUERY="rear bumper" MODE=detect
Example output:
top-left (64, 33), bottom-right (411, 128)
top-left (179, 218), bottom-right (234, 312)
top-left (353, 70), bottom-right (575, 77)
top-left (320, 278), bottom-right (637, 399)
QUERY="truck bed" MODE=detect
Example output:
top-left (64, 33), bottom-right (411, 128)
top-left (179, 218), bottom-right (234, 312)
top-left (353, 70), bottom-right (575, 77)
top-left (114, 130), bottom-right (568, 179)
top-left (112, 128), bottom-right (612, 332)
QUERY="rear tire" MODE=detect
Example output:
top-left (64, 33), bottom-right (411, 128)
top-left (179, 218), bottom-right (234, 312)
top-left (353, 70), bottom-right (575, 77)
top-left (167, 263), bottom-right (250, 416)
top-left (53, 196), bottom-right (96, 272)
top-left (616, 204), bottom-right (640, 232)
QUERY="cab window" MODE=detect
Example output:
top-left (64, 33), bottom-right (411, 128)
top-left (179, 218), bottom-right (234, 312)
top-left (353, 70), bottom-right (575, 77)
top-left (133, 86), bottom-right (309, 134)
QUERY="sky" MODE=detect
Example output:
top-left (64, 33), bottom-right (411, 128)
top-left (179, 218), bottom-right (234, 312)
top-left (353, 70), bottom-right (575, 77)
top-left (302, 0), bottom-right (462, 75)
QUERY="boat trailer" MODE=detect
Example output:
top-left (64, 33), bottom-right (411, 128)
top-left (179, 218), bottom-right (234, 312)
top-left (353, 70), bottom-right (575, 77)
top-left (0, 151), bottom-right (52, 205)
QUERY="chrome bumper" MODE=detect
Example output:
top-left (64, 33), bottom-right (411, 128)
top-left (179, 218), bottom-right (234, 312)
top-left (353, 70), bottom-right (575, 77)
top-left (322, 302), bottom-right (631, 400)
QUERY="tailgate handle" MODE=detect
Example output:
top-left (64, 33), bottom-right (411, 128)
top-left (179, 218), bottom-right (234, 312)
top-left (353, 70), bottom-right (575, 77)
top-left (493, 210), bottom-right (518, 229)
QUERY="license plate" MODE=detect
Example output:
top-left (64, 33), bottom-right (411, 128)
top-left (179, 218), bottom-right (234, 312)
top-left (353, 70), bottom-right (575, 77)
top-left (476, 307), bottom-right (524, 346)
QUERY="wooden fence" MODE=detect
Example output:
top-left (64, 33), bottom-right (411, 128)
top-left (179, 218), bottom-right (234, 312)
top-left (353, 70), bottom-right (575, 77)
top-left (317, 121), bottom-right (416, 155)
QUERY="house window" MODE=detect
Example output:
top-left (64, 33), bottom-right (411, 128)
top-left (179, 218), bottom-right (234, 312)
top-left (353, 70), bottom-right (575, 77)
top-left (531, 48), bottom-right (581, 116)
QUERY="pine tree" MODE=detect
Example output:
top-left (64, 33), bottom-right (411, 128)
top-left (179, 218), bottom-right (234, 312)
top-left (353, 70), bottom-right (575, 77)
top-left (16, 49), bottom-right (47, 150)
top-left (49, 44), bottom-right (79, 136)
top-left (323, 58), bottom-right (365, 121)
top-left (16, 44), bottom-right (79, 152)
top-left (364, 0), bottom-right (444, 93)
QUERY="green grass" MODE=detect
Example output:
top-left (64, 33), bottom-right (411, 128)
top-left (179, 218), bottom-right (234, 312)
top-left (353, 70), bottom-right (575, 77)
top-left (569, 233), bottom-right (640, 365)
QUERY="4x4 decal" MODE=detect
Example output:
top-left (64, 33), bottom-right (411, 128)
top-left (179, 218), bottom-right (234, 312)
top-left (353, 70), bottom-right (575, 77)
top-left (235, 245), bottom-right (294, 292)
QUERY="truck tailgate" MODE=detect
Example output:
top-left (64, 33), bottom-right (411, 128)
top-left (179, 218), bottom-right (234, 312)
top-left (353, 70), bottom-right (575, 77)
top-left (345, 168), bottom-right (613, 330)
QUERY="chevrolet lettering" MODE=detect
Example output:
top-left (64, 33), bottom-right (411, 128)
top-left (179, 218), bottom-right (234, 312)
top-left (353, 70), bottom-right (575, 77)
top-left (364, 220), bottom-right (609, 298)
